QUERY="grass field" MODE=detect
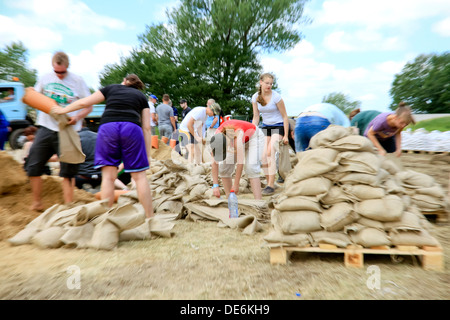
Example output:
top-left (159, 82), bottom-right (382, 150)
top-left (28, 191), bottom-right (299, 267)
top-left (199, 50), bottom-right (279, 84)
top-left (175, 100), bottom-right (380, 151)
top-left (407, 116), bottom-right (450, 132)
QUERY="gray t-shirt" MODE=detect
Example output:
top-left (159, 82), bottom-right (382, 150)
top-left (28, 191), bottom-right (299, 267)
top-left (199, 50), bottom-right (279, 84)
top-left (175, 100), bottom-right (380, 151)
top-left (156, 103), bottom-right (174, 127)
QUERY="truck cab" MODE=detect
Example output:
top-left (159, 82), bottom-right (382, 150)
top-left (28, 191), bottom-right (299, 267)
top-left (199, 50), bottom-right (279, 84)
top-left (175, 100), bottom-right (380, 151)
top-left (0, 80), bottom-right (34, 149)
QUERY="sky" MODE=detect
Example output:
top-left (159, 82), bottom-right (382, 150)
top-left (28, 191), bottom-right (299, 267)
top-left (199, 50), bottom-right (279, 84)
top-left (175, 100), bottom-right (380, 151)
top-left (1, 0), bottom-right (449, 116)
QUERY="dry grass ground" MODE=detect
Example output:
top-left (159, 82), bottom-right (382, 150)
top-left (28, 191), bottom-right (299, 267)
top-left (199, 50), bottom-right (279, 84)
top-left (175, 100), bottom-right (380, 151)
top-left (0, 152), bottom-right (448, 300)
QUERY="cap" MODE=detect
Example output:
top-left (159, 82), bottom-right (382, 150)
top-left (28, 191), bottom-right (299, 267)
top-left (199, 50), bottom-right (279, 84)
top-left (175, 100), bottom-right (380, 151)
top-left (149, 94), bottom-right (158, 101)
top-left (209, 102), bottom-right (222, 116)
top-left (180, 99), bottom-right (187, 104)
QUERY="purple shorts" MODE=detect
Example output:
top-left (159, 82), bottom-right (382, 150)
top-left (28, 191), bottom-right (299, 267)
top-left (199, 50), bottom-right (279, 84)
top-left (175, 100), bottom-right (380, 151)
top-left (95, 122), bottom-right (149, 173)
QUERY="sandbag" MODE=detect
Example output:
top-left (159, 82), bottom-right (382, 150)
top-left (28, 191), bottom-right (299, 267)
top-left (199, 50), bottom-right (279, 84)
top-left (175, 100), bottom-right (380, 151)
top-left (32, 226), bottom-right (66, 249)
top-left (389, 229), bottom-right (440, 247)
top-left (278, 141), bottom-right (292, 180)
top-left (329, 135), bottom-right (375, 152)
top-left (320, 202), bottom-right (359, 232)
top-left (341, 184), bottom-right (386, 201)
top-left (384, 211), bottom-right (423, 232)
top-left (320, 186), bottom-right (354, 205)
top-left (310, 230), bottom-right (352, 248)
top-left (60, 223), bottom-right (95, 248)
top-left (349, 227), bottom-right (391, 248)
top-left (290, 148), bottom-right (339, 182)
top-left (284, 176), bottom-right (332, 197)
top-left (272, 195), bottom-right (322, 213)
top-left (396, 170), bottom-right (435, 188)
top-left (263, 228), bottom-right (312, 247)
top-left (354, 195), bottom-right (404, 222)
top-left (272, 209), bottom-right (322, 234)
top-left (309, 125), bottom-right (353, 149)
top-left (335, 151), bottom-right (381, 175)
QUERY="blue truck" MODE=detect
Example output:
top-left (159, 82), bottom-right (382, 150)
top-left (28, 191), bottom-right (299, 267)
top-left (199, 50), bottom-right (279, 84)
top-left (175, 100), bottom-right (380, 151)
top-left (0, 79), bottom-right (105, 149)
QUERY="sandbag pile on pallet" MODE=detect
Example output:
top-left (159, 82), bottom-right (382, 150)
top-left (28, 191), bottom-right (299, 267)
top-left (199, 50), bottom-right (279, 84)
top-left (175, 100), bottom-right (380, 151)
top-left (402, 128), bottom-right (450, 152)
top-left (264, 125), bottom-right (448, 249)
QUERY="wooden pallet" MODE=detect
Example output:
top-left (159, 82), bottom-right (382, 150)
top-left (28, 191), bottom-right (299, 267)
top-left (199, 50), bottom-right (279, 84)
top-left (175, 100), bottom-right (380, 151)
top-left (402, 150), bottom-right (449, 155)
top-left (270, 244), bottom-right (444, 271)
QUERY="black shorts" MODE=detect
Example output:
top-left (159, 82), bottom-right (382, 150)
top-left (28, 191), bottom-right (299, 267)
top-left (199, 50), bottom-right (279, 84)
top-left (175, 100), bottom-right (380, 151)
top-left (261, 125), bottom-right (285, 137)
top-left (25, 126), bottom-right (79, 178)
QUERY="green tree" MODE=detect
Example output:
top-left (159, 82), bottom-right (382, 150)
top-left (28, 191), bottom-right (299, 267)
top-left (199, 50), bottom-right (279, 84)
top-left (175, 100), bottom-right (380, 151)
top-left (389, 52), bottom-right (450, 113)
top-left (100, 0), bottom-right (309, 115)
top-left (322, 92), bottom-right (361, 115)
top-left (0, 42), bottom-right (37, 87)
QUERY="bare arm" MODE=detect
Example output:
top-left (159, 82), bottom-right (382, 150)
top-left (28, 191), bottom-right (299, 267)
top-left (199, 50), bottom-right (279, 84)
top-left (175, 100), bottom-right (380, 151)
top-left (141, 108), bottom-right (152, 162)
top-left (52, 90), bottom-right (105, 115)
top-left (251, 101), bottom-right (260, 126)
top-left (366, 126), bottom-right (386, 156)
top-left (276, 99), bottom-right (290, 144)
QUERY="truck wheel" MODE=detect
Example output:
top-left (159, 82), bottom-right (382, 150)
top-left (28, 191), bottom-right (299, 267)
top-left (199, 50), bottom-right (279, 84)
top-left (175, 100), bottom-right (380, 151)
top-left (9, 128), bottom-right (26, 150)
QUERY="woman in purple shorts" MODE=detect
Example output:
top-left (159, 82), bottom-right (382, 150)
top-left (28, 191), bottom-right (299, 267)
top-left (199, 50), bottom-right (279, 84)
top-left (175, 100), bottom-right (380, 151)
top-left (52, 74), bottom-right (154, 218)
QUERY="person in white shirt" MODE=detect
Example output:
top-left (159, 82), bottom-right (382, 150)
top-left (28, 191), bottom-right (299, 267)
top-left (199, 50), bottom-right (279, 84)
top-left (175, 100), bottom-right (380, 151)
top-left (179, 103), bottom-right (222, 164)
top-left (251, 73), bottom-right (289, 195)
top-left (148, 94), bottom-right (158, 135)
top-left (25, 51), bottom-right (92, 211)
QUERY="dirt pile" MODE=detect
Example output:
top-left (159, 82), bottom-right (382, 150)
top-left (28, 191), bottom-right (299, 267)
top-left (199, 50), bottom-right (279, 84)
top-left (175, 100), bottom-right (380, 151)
top-left (0, 151), bottom-right (96, 241)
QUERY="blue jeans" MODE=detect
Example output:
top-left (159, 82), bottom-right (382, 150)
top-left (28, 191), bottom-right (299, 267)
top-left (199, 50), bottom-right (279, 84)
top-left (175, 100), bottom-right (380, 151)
top-left (294, 116), bottom-right (331, 152)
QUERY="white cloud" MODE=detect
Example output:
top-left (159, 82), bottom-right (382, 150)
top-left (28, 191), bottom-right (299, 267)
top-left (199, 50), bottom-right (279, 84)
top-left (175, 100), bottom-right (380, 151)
top-left (7, 0), bottom-right (126, 35)
top-left (433, 17), bottom-right (450, 37)
top-left (30, 41), bottom-right (133, 90)
top-left (323, 29), bottom-right (402, 53)
top-left (0, 15), bottom-right (63, 50)
top-left (315, 0), bottom-right (450, 29)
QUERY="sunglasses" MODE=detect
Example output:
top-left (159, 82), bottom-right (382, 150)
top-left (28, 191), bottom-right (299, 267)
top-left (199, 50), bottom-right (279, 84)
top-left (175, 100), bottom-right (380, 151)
top-left (54, 70), bottom-right (67, 74)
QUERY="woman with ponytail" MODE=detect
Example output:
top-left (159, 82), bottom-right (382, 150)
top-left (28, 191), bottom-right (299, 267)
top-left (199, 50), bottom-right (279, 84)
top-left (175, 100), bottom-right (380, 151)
top-left (364, 102), bottom-right (416, 157)
top-left (251, 73), bottom-right (289, 195)
top-left (52, 74), bottom-right (154, 218)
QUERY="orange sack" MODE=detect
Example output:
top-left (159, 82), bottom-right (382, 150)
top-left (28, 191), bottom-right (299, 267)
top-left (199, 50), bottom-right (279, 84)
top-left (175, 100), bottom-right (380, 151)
top-left (94, 189), bottom-right (130, 202)
top-left (22, 87), bottom-right (58, 114)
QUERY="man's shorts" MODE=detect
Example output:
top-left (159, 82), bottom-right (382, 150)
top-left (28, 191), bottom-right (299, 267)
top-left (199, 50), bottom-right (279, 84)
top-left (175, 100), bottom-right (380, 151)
top-left (25, 126), bottom-right (79, 178)
top-left (95, 122), bottom-right (149, 173)
top-left (179, 129), bottom-right (199, 147)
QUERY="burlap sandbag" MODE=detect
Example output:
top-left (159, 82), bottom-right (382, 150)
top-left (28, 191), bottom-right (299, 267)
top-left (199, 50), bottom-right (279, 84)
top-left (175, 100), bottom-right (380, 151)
top-left (272, 209), bottom-right (322, 234)
top-left (349, 227), bottom-right (391, 248)
top-left (354, 195), bottom-right (404, 221)
top-left (320, 202), bottom-right (359, 232)
top-left (341, 184), bottom-right (386, 201)
top-left (309, 125), bottom-right (353, 149)
top-left (357, 217), bottom-right (385, 231)
top-left (69, 200), bottom-right (109, 226)
top-left (396, 170), bottom-right (435, 189)
top-left (321, 186), bottom-right (355, 205)
top-left (272, 195), bottom-right (322, 213)
top-left (410, 194), bottom-right (445, 212)
top-left (7, 204), bottom-right (64, 246)
top-left (310, 230), bottom-right (352, 248)
top-left (60, 223), bottom-right (95, 248)
top-left (414, 185), bottom-right (446, 198)
top-left (88, 218), bottom-right (119, 250)
top-left (284, 176), bottom-right (332, 197)
top-left (338, 169), bottom-right (389, 187)
top-left (335, 151), bottom-right (381, 175)
top-left (119, 215), bottom-right (176, 241)
top-left (384, 211), bottom-right (423, 232)
top-left (382, 176), bottom-right (406, 195)
top-left (389, 229), bottom-right (440, 247)
top-left (290, 148), bottom-right (339, 182)
top-left (32, 226), bottom-right (66, 249)
top-left (53, 113), bottom-right (85, 164)
top-left (328, 135), bottom-right (375, 152)
top-left (263, 228), bottom-right (312, 247)
top-left (278, 140), bottom-right (292, 180)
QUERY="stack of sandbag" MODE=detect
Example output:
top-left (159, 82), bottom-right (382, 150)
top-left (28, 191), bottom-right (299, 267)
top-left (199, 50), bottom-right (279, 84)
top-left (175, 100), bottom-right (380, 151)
top-left (264, 125), bottom-right (444, 249)
top-left (8, 198), bottom-right (176, 250)
top-left (146, 154), bottom-right (268, 234)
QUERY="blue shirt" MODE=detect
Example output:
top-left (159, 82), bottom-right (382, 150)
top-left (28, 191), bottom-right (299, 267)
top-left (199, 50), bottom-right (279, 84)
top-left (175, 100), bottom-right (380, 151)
top-left (205, 115), bottom-right (220, 129)
top-left (301, 103), bottom-right (350, 127)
